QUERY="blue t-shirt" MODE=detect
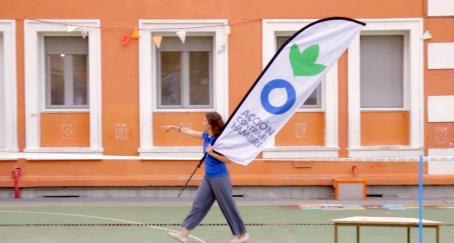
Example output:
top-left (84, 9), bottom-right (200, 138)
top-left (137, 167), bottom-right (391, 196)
top-left (202, 131), bottom-right (228, 178)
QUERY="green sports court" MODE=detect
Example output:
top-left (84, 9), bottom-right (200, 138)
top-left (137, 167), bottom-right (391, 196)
top-left (1, 200), bottom-right (453, 243)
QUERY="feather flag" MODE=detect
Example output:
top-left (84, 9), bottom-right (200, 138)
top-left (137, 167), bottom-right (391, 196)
top-left (212, 17), bottom-right (365, 165)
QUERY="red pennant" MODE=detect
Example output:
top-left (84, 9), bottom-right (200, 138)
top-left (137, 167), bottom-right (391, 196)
top-left (120, 35), bottom-right (131, 46)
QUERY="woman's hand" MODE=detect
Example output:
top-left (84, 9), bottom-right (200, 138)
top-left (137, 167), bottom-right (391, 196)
top-left (206, 145), bottom-right (214, 156)
top-left (161, 125), bottom-right (179, 133)
top-left (161, 125), bottom-right (203, 138)
top-left (206, 146), bottom-right (232, 164)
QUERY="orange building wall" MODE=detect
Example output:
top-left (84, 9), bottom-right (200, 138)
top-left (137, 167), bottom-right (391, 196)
top-left (40, 113), bottom-right (90, 147)
top-left (275, 112), bottom-right (324, 146)
top-left (423, 17), bottom-right (454, 152)
top-left (361, 112), bottom-right (409, 146)
top-left (153, 112), bottom-right (206, 146)
top-left (0, 0), bottom-right (453, 188)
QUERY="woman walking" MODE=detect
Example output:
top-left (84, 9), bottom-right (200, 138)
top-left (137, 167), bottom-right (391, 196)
top-left (162, 112), bottom-right (249, 243)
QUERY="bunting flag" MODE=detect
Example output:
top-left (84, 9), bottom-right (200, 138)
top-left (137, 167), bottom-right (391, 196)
top-left (80, 27), bottom-right (88, 39)
top-left (66, 25), bottom-right (78, 32)
top-left (152, 36), bottom-right (163, 48)
top-left (131, 26), bottom-right (140, 39)
top-left (422, 30), bottom-right (432, 40)
top-left (120, 34), bottom-right (131, 46)
top-left (176, 30), bottom-right (186, 43)
top-left (212, 17), bottom-right (365, 165)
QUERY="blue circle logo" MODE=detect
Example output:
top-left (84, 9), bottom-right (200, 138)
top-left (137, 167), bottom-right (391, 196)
top-left (260, 79), bottom-right (296, 115)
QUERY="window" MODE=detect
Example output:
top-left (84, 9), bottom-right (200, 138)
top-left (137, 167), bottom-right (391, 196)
top-left (360, 35), bottom-right (404, 109)
top-left (138, 19), bottom-right (229, 159)
top-left (157, 37), bottom-right (212, 109)
top-left (347, 19), bottom-right (424, 157)
top-left (24, 19), bottom-right (102, 153)
top-left (276, 35), bottom-right (322, 109)
top-left (45, 37), bottom-right (89, 109)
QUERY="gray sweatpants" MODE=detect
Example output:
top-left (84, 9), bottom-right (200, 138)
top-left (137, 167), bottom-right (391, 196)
top-left (182, 175), bottom-right (247, 236)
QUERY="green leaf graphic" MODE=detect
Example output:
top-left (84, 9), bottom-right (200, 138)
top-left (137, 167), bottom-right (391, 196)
top-left (289, 44), bottom-right (326, 76)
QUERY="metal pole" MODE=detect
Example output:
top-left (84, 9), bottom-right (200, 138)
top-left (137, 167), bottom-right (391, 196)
top-left (418, 155), bottom-right (424, 243)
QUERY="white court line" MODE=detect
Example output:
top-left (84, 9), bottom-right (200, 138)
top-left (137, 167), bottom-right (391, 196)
top-left (0, 210), bottom-right (206, 243)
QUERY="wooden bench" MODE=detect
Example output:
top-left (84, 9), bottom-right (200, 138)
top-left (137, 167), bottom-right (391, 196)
top-left (332, 216), bottom-right (443, 243)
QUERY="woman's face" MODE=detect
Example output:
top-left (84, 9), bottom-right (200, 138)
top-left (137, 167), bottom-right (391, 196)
top-left (203, 116), bottom-right (210, 130)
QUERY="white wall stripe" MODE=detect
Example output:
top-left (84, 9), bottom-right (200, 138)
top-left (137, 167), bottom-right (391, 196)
top-left (428, 43), bottom-right (454, 69)
top-left (428, 0), bottom-right (454, 16)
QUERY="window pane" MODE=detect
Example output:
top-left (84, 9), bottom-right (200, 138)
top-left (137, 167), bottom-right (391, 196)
top-left (276, 36), bottom-right (290, 50)
top-left (189, 51), bottom-right (210, 105)
top-left (360, 35), bottom-right (404, 108)
top-left (72, 55), bottom-right (88, 106)
top-left (49, 54), bottom-right (65, 105)
top-left (303, 85), bottom-right (321, 107)
top-left (160, 52), bottom-right (181, 106)
top-left (45, 36), bottom-right (88, 109)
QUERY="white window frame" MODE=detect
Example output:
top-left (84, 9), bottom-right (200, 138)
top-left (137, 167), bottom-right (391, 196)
top-left (0, 20), bottom-right (18, 152)
top-left (261, 19), bottom-right (339, 159)
top-left (24, 19), bottom-right (102, 154)
top-left (347, 18), bottom-right (424, 158)
top-left (138, 19), bottom-right (229, 159)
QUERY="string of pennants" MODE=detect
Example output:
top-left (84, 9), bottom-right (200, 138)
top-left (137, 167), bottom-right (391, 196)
top-left (27, 18), bottom-right (251, 47)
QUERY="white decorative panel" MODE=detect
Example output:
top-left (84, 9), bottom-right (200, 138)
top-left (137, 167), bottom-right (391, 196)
top-left (428, 148), bottom-right (454, 175)
top-left (428, 43), bottom-right (454, 69)
top-left (428, 96), bottom-right (454, 122)
top-left (428, 0), bottom-right (454, 16)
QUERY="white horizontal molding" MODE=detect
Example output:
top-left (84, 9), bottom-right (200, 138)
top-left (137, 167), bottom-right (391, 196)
top-left (428, 95), bottom-right (454, 122)
top-left (25, 19), bottom-right (100, 29)
top-left (428, 43), bottom-right (454, 69)
top-left (348, 146), bottom-right (423, 158)
top-left (262, 146), bottom-right (339, 159)
top-left (428, 0), bottom-right (454, 16)
top-left (139, 146), bottom-right (203, 160)
top-left (23, 147), bottom-right (103, 154)
top-left (428, 148), bottom-right (454, 175)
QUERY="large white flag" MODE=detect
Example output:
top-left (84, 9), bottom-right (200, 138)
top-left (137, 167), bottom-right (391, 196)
top-left (213, 17), bottom-right (365, 165)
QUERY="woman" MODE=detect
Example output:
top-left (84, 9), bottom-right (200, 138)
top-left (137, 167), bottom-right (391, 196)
top-left (162, 112), bottom-right (249, 243)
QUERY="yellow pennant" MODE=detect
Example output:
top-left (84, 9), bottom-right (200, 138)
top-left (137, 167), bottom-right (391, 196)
top-left (131, 26), bottom-right (140, 39)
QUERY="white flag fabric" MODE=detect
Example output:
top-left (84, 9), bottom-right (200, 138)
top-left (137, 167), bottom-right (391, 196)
top-left (213, 17), bottom-right (365, 165)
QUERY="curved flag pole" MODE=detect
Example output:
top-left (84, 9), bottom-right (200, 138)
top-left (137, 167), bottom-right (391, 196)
top-left (178, 158), bottom-right (204, 197)
top-left (178, 16), bottom-right (365, 196)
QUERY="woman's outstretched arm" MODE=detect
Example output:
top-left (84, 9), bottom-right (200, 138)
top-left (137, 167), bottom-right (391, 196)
top-left (161, 125), bottom-right (203, 138)
top-left (206, 146), bottom-right (233, 164)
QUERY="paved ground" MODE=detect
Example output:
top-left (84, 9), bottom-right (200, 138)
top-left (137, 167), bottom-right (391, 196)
top-left (0, 198), bottom-right (453, 243)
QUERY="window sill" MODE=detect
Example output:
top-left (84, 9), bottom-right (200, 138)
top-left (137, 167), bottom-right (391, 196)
top-left (139, 146), bottom-right (203, 160)
top-left (152, 108), bottom-right (216, 113)
top-left (41, 109), bottom-right (90, 113)
top-left (0, 148), bottom-right (19, 153)
top-left (348, 146), bottom-right (423, 158)
top-left (1, 148), bottom-right (104, 161)
top-left (23, 147), bottom-right (103, 154)
top-left (262, 146), bottom-right (340, 159)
